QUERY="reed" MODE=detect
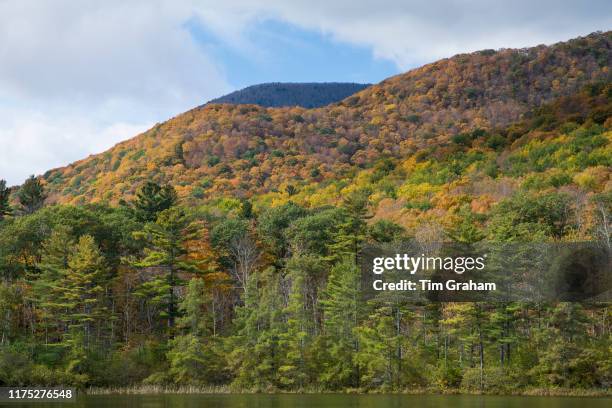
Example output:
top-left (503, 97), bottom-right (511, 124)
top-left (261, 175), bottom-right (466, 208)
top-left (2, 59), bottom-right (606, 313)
top-left (84, 385), bottom-right (611, 397)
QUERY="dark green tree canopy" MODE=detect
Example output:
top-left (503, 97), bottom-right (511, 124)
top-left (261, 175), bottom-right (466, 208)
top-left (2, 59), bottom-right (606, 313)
top-left (18, 175), bottom-right (47, 215)
top-left (132, 181), bottom-right (178, 222)
top-left (0, 179), bottom-right (11, 220)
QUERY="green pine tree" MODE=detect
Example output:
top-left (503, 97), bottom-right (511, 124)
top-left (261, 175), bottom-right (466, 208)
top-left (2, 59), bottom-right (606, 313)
top-left (442, 303), bottom-right (489, 391)
top-left (17, 175), bottom-right (46, 215)
top-left (326, 189), bottom-right (372, 261)
top-left (277, 255), bottom-right (323, 388)
top-left (229, 267), bottom-right (284, 390)
top-left (319, 258), bottom-right (362, 389)
top-left (61, 235), bottom-right (108, 348)
top-left (166, 278), bottom-right (228, 385)
top-left (31, 227), bottom-right (76, 344)
top-left (133, 207), bottom-right (195, 330)
top-left (0, 180), bottom-right (11, 221)
top-left (132, 181), bottom-right (177, 222)
top-left (177, 278), bottom-right (209, 336)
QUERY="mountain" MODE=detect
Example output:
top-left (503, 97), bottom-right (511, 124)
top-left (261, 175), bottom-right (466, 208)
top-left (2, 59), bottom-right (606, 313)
top-left (206, 82), bottom-right (370, 108)
top-left (40, 31), bottom-right (611, 205)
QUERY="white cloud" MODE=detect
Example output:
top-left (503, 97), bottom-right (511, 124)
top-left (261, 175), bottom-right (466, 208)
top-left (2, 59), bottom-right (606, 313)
top-left (0, 0), bottom-right (230, 185)
top-left (0, 0), bottom-right (609, 185)
top-left (0, 1), bottom-right (228, 104)
top-left (0, 108), bottom-right (149, 186)
top-left (191, 0), bottom-right (612, 69)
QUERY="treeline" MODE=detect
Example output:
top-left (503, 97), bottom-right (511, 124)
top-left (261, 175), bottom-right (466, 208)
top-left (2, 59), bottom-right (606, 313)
top-left (0, 175), bottom-right (610, 392)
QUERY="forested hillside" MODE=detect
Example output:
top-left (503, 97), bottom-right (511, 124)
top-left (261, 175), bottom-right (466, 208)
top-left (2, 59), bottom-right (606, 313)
top-left (0, 31), bottom-right (610, 392)
top-left (207, 82), bottom-right (369, 108)
top-left (40, 31), bottom-right (611, 206)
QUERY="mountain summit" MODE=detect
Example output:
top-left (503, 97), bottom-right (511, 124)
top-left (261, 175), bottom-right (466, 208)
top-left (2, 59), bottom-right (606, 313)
top-left (207, 82), bottom-right (370, 108)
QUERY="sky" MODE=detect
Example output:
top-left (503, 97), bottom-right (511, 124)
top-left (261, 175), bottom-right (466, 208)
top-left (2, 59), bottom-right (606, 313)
top-left (0, 1), bottom-right (610, 185)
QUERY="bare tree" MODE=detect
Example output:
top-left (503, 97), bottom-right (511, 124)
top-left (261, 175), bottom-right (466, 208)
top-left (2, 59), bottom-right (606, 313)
top-left (229, 234), bottom-right (260, 296)
top-left (595, 200), bottom-right (611, 252)
top-left (415, 222), bottom-right (445, 255)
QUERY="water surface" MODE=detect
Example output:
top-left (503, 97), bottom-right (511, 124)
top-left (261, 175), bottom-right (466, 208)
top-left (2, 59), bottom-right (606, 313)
top-left (8, 393), bottom-right (611, 408)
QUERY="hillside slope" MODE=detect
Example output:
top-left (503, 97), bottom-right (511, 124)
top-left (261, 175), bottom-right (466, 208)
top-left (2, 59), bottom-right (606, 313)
top-left (207, 82), bottom-right (370, 108)
top-left (41, 31), bottom-right (611, 205)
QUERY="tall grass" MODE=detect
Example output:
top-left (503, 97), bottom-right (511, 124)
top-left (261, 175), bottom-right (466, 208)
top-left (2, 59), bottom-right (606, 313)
top-left (85, 385), bottom-right (611, 397)
top-left (86, 385), bottom-right (232, 395)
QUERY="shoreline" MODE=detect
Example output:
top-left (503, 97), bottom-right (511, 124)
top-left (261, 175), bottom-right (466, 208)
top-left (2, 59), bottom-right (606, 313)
top-left (84, 386), bottom-right (611, 397)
